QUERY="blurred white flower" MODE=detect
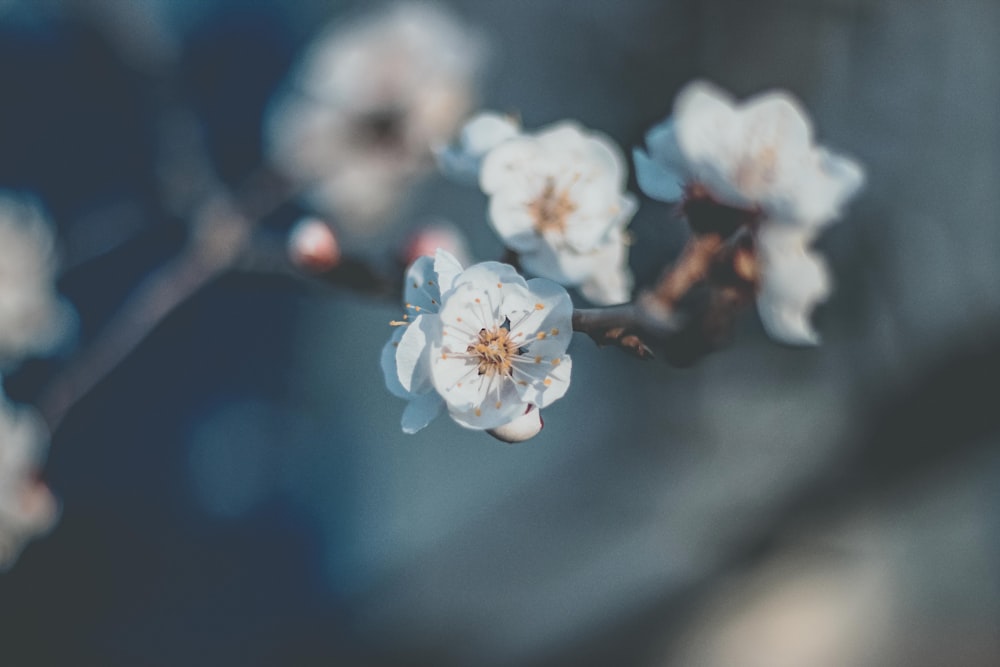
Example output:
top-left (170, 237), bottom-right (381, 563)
top-left (0, 399), bottom-right (58, 571)
top-left (266, 2), bottom-right (485, 234)
top-left (436, 111), bottom-right (521, 184)
top-left (480, 122), bottom-right (636, 305)
top-left (756, 226), bottom-right (832, 345)
top-left (385, 251), bottom-right (572, 434)
top-left (634, 80), bottom-right (864, 228)
top-left (0, 194), bottom-right (74, 367)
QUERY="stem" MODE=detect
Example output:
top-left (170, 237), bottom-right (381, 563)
top-left (651, 233), bottom-right (723, 308)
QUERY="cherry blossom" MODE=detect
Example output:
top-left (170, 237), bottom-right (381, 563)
top-left (480, 122), bottom-right (636, 305)
top-left (266, 2), bottom-right (485, 232)
top-left (633, 80), bottom-right (864, 227)
top-left (385, 251), bottom-right (573, 435)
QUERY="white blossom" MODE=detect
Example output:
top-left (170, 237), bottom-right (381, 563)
top-left (480, 121), bottom-right (636, 305)
top-left (436, 111), bottom-right (521, 184)
top-left (634, 80), bottom-right (865, 227)
top-left (756, 226), bottom-right (832, 346)
top-left (635, 81), bottom-right (865, 344)
top-left (266, 2), bottom-right (485, 233)
top-left (385, 251), bottom-right (573, 434)
top-left (0, 398), bottom-right (58, 571)
top-left (0, 193), bottom-right (74, 367)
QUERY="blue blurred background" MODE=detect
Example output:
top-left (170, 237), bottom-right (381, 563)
top-left (1, 0), bottom-right (999, 665)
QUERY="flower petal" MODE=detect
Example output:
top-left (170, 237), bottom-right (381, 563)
top-left (403, 256), bottom-right (443, 313)
top-left (756, 225), bottom-right (832, 346)
top-left (513, 354), bottom-right (572, 408)
top-left (401, 392), bottom-right (444, 434)
top-left (509, 278), bottom-right (574, 358)
top-left (447, 374), bottom-right (527, 430)
top-left (433, 248), bottom-right (465, 294)
top-left (381, 327), bottom-right (410, 398)
top-left (634, 147), bottom-right (685, 202)
top-left (396, 314), bottom-right (440, 393)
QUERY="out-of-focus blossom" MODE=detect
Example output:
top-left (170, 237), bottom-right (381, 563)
top-left (266, 2), bottom-right (485, 234)
top-left (634, 81), bottom-right (865, 344)
top-left (756, 226), bottom-right (832, 345)
top-left (634, 80), bottom-right (864, 227)
top-left (288, 216), bottom-right (341, 273)
top-left (0, 399), bottom-right (58, 571)
top-left (385, 251), bottom-right (572, 435)
top-left (402, 220), bottom-right (473, 267)
top-left (0, 194), bottom-right (74, 367)
top-left (436, 111), bottom-right (521, 184)
top-left (480, 122), bottom-right (636, 305)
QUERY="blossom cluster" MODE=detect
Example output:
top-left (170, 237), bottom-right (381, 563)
top-left (382, 78), bottom-right (862, 437)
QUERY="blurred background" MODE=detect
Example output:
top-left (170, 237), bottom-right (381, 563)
top-left (1, 0), bottom-right (999, 665)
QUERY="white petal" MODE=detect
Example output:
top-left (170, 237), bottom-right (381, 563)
top-left (447, 375), bottom-right (527, 430)
top-left (461, 112), bottom-right (520, 155)
top-left (487, 405), bottom-right (543, 443)
top-left (578, 234), bottom-right (634, 305)
top-left (396, 314), bottom-right (440, 393)
top-left (756, 225), bottom-right (832, 346)
top-left (740, 90), bottom-right (814, 156)
top-left (791, 148), bottom-right (866, 226)
top-left (381, 327), bottom-right (410, 399)
top-left (433, 248), bottom-right (466, 295)
top-left (509, 278), bottom-right (574, 358)
top-left (480, 137), bottom-right (541, 194)
top-left (634, 147), bottom-right (685, 202)
top-left (674, 80), bottom-right (741, 172)
top-left (488, 188), bottom-right (543, 253)
top-left (401, 392), bottom-right (444, 434)
top-left (403, 256), bottom-right (443, 313)
top-left (513, 354), bottom-right (572, 409)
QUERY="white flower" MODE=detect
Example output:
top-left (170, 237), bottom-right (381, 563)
top-left (0, 399), bottom-right (58, 571)
top-left (756, 225), bottom-right (832, 346)
top-left (0, 194), bottom-right (74, 367)
top-left (384, 251), bottom-right (573, 434)
top-left (436, 111), bottom-right (521, 184)
top-left (480, 121), bottom-right (636, 305)
top-left (634, 80), bottom-right (864, 228)
top-left (266, 2), bottom-right (485, 233)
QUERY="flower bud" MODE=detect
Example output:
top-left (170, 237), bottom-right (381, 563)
top-left (488, 405), bottom-right (544, 444)
top-left (288, 217), bottom-right (341, 272)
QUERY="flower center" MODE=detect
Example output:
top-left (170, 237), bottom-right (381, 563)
top-left (468, 326), bottom-right (521, 377)
top-left (528, 179), bottom-right (577, 235)
top-left (735, 145), bottom-right (778, 192)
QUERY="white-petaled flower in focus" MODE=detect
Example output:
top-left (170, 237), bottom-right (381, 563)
top-left (634, 80), bottom-right (865, 228)
top-left (266, 2), bottom-right (485, 233)
top-left (0, 193), bottom-right (75, 368)
top-left (480, 121), bottom-right (636, 305)
top-left (755, 225), bottom-right (832, 346)
top-left (384, 251), bottom-right (573, 435)
top-left (0, 398), bottom-right (59, 571)
top-left (436, 111), bottom-right (521, 184)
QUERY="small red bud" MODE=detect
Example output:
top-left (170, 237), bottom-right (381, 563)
top-left (289, 217), bottom-right (341, 272)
